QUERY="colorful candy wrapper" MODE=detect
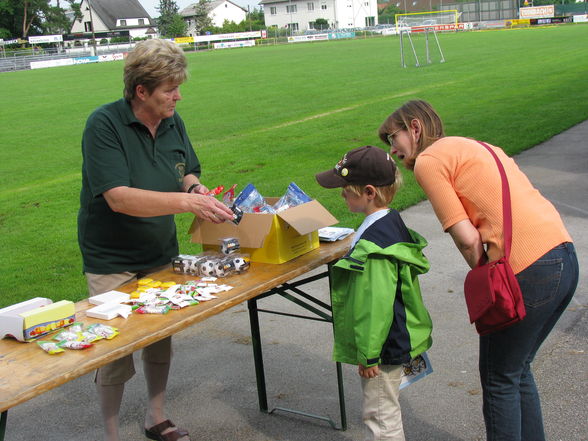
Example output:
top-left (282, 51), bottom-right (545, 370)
top-left (205, 185), bottom-right (224, 196)
top-left (53, 329), bottom-right (81, 342)
top-left (87, 323), bottom-right (119, 340)
top-left (80, 330), bottom-right (103, 342)
top-left (222, 184), bottom-right (238, 205)
top-left (37, 340), bottom-right (65, 355)
top-left (69, 322), bottom-right (85, 333)
top-left (136, 304), bottom-right (171, 314)
top-left (61, 340), bottom-right (93, 350)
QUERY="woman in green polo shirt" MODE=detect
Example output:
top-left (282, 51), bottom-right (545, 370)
top-left (78, 39), bottom-right (233, 441)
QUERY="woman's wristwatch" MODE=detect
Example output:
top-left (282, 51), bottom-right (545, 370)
top-left (187, 183), bottom-right (201, 194)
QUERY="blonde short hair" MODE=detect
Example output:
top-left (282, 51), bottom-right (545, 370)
top-left (123, 39), bottom-right (188, 101)
top-left (378, 100), bottom-right (445, 170)
top-left (343, 167), bottom-right (403, 207)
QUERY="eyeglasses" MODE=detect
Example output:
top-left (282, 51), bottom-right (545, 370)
top-left (387, 128), bottom-right (402, 148)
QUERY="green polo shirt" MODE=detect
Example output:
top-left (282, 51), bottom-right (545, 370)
top-left (78, 98), bottom-right (201, 274)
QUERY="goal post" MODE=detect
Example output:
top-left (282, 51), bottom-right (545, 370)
top-left (395, 10), bottom-right (459, 33)
top-left (396, 11), bottom-right (452, 68)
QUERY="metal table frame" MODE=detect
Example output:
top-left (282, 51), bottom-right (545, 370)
top-left (247, 264), bottom-right (347, 430)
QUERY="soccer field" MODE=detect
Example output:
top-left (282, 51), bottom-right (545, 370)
top-left (1, 24), bottom-right (587, 305)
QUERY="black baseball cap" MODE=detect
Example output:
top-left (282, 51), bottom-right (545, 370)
top-left (315, 146), bottom-right (397, 188)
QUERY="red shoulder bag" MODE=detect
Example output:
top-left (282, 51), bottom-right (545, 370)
top-left (463, 141), bottom-right (526, 336)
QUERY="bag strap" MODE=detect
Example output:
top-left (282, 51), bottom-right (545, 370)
top-left (476, 141), bottom-right (513, 261)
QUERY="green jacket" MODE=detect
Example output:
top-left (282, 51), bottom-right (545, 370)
top-left (331, 210), bottom-right (433, 367)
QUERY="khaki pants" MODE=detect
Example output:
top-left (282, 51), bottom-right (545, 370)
top-left (85, 264), bottom-right (172, 386)
top-left (361, 364), bottom-right (405, 441)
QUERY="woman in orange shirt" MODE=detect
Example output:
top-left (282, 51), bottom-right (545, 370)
top-left (378, 100), bottom-right (579, 441)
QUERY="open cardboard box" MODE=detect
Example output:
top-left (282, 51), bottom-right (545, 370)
top-left (189, 198), bottom-right (338, 264)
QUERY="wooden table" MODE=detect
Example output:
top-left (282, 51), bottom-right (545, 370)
top-left (0, 237), bottom-right (352, 439)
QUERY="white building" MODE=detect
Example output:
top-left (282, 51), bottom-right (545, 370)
top-left (70, 0), bottom-right (157, 39)
top-left (260, 0), bottom-right (378, 32)
top-left (180, 0), bottom-right (247, 35)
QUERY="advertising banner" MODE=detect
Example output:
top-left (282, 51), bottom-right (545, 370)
top-left (73, 56), bottom-right (99, 64)
top-left (28, 35), bottom-right (63, 44)
top-left (213, 40), bottom-right (255, 49)
top-left (192, 31), bottom-right (262, 43)
top-left (520, 5), bottom-right (555, 19)
top-left (31, 58), bottom-right (74, 69)
top-left (288, 34), bottom-right (329, 43)
top-left (174, 36), bottom-right (194, 44)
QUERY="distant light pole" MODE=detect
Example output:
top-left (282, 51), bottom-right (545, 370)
top-left (288, 0), bottom-right (293, 35)
top-left (87, 0), bottom-right (96, 55)
top-left (248, 5), bottom-right (252, 31)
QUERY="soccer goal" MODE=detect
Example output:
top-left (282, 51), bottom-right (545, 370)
top-left (396, 10), bottom-right (454, 68)
top-left (395, 10), bottom-right (459, 32)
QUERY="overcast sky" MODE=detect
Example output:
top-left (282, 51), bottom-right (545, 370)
top-left (140, 0), bottom-right (263, 17)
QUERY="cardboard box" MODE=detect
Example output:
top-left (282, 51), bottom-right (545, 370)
top-left (189, 199), bottom-right (338, 264)
top-left (0, 298), bottom-right (75, 342)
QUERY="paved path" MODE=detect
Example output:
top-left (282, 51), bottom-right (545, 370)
top-left (6, 121), bottom-right (587, 441)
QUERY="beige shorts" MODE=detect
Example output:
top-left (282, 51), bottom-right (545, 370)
top-left (85, 264), bottom-right (172, 386)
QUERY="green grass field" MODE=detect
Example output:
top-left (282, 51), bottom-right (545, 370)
top-left (1, 24), bottom-right (587, 307)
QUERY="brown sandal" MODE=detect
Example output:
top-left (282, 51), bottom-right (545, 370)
top-left (145, 419), bottom-right (190, 441)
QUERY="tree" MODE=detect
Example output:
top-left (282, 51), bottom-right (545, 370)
top-left (192, 0), bottom-right (213, 35)
top-left (0, 0), bottom-right (80, 39)
top-left (157, 0), bottom-right (187, 38)
top-left (378, 3), bottom-right (403, 25)
top-left (314, 18), bottom-right (329, 30)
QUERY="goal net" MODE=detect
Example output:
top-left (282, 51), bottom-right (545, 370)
top-left (395, 10), bottom-right (459, 32)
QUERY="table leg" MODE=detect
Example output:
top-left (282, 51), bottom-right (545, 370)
top-left (248, 298), bottom-right (268, 413)
top-left (0, 410), bottom-right (6, 441)
top-left (335, 362), bottom-right (347, 431)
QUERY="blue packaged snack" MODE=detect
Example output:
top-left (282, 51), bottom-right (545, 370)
top-left (233, 183), bottom-right (274, 213)
top-left (273, 182), bottom-right (312, 213)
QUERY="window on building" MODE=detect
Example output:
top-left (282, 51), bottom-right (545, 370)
top-left (288, 22), bottom-right (299, 31)
top-left (139, 18), bottom-right (145, 25)
top-left (309, 21), bottom-right (315, 29)
top-left (270, 6), bottom-right (276, 15)
top-left (365, 1), bottom-right (369, 5)
top-left (120, 19), bottom-right (127, 26)
top-left (308, 2), bottom-right (314, 11)
top-left (84, 21), bottom-right (93, 32)
top-left (321, 4), bottom-right (327, 10)
top-left (365, 16), bottom-right (375, 26)
top-left (286, 4), bottom-right (297, 13)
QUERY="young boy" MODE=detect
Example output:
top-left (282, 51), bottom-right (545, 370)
top-left (315, 145), bottom-right (433, 441)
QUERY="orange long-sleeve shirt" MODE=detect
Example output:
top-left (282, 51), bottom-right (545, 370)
top-left (414, 136), bottom-right (572, 274)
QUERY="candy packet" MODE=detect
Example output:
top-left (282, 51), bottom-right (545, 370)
top-left (205, 185), bottom-right (224, 197)
top-left (136, 304), bottom-right (171, 314)
top-left (69, 322), bottom-right (85, 333)
top-left (222, 184), bottom-right (238, 206)
top-left (37, 340), bottom-right (65, 355)
top-left (53, 329), bottom-right (82, 342)
top-left (61, 340), bottom-right (93, 350)
top-left (87, 323), bottom-right (119, 340)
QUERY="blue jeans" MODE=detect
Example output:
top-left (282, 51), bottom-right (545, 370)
top-left (479, 242), bottom-right (579, 441)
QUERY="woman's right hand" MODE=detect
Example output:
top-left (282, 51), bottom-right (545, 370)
top-left (187, 193), bottom-right (234, 224)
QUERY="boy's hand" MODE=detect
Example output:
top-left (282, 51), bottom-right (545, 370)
top-left (358, 364), bottom-right (380, 379)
